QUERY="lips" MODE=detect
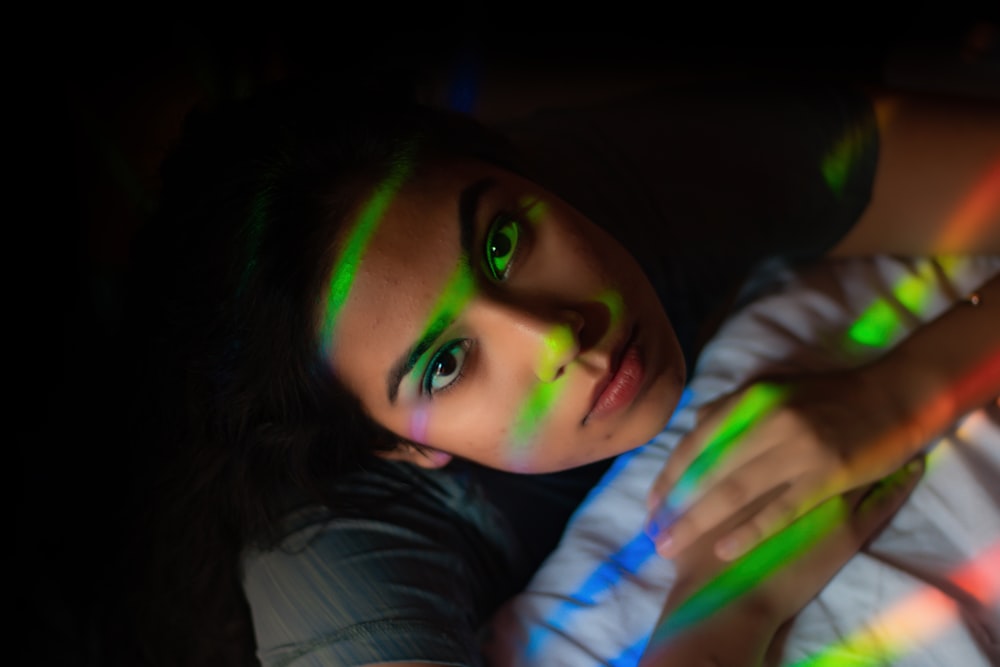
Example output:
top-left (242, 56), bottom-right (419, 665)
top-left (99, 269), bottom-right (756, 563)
top-left (585, 325), bottom-right (644, 423)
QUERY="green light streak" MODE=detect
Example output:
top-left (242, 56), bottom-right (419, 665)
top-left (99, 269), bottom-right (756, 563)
top-left (653, 495), bottom-right (846, 642)
top-left (519, 196), bottom-right (548, 226)
top-left (510, 380), bottom-right (564, 449)
top-left (506, 289), bottom-right (623, 453)
top-left (596, 289), bottom-right (625, 329)
top-left (509, 319), bottom-right (579, 449)
top-left (537, 325), bottom-right (576, 381)
top-left (821, 118), bottom-right (873, 198)
top-left (671, 382), bottom-right (789, 504)
top-left (319, 155), bottom-right (414, 353)
top-left (412, 263), bottom-right (477, 374)
top-left (846, 258), bottom-right (963, 349)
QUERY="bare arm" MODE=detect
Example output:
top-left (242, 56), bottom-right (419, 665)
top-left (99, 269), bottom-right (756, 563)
top-left (830, 88), bottom-right (1000, 257)
top-left (647, 85), bottom-right (1000, 562)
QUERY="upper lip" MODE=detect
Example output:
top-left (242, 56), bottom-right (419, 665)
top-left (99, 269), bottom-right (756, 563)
top-left (585, 324), bottom-right (636, 420)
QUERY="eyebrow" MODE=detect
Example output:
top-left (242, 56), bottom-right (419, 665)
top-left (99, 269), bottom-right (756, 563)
top-left (386, 177), bottom-right (495, 403)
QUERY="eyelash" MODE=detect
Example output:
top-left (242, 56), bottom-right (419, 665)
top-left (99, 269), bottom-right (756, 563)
top-left (484, 209), bottom-right (526, 281)
top-left (421, 339), bottom-right (473, 397)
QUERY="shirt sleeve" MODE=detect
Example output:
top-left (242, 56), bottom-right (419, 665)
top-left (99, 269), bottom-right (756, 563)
top-left (242, 462), bottom-right (523, 667)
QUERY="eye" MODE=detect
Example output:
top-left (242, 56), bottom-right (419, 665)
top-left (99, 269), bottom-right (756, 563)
top-left (484, 213), bottom-right (520, 281)
top-left (422, 339), bottom-right (471, 396)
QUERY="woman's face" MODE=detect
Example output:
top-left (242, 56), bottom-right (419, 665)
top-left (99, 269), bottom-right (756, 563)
top-left (321, 158), bottom-right (685, 473)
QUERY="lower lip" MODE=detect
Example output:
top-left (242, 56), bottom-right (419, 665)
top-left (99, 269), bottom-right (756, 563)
top-left (587, 340), bottom-right (645, 422)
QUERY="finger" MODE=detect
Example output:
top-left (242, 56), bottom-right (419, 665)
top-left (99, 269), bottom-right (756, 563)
top-left (713, 483), bottom-right (816, 561)
top-left (645, 391), bottom-right (748, 510)
top-left (646, 416), bottom-right (718, 511)
top-left (651, 440), bottom-right (814, 558)
top-left (651, 382), bottom-right (790, 510)
top-left (721, 459), bottom-right (925, 616)
top-left (713, 454), bottom-right (925, 562)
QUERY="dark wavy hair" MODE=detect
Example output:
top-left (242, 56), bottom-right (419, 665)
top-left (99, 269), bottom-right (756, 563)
top-left (106, 74), bottom-right (522, 667)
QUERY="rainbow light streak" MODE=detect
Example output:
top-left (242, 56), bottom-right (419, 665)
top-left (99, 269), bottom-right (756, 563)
top-left (410, 404), bottom-right (430, 443)
top-left (667, 382), bottom-right (789, 508)
top-left (649, 493), bottom-right (848, 648)
top-left (790, 540), bottom-right (1000, 666)
top-left (846, 257), bottom-right (966, 349)
top-left (319, 155), bottom-right (414, 354)
top-left (938, 154), bottom-right (1000, 252)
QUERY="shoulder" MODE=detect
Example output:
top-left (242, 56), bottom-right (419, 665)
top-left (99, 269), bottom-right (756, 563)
top-left (241, 461), bottom-right (517, 667)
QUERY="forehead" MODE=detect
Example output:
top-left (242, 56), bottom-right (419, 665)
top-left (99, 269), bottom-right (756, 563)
top-left (321, 159), bottom-right (488, 392)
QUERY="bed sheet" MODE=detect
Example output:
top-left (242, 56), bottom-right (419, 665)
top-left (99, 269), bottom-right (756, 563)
top-left (487, 255), bottom-right (1000, 667)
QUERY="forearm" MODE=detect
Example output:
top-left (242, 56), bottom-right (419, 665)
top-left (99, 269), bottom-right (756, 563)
top-left (860, 270), bottom-right (1000, 465)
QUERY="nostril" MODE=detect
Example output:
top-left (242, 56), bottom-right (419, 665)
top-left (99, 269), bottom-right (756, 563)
top-left (575, 298), bottom-right (614, 355)
top-left (560, 309), bottom-right (586, 336)
top-left (537, 323), bottom-right (579, 382)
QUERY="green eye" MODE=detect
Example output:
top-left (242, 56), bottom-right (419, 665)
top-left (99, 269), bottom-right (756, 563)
top-left (485, 214), bottom-right (520, 280)
top-left (422, 339), bottom-right (470, 395)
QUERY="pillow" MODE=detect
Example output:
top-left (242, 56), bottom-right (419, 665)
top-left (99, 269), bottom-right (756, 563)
top-left (487, 254), bottom-right (1000, 667)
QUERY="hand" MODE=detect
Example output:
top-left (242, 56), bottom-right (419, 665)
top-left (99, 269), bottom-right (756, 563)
top-left (643, 458), bottom-right (925, 666)
top-left (645, 369), bottom-right (914, 561)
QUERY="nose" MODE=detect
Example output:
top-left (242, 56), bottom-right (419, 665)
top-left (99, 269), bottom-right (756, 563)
top-left (471, 297), bottom-right (584, 383)
top-left (536, 310), bottom-right (585, 382)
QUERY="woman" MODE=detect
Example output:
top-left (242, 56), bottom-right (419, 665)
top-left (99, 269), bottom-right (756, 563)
top-left (116, 70), bottom-right (999, 666)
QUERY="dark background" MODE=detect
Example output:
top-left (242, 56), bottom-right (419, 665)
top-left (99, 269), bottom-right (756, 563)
top-left (18, 6), bottom-right (999, 665)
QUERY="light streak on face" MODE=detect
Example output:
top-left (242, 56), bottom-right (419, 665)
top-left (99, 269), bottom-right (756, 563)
top-left (506, 289), bottom-right (626, 463)
top-left (318, 155), bottom-right (415, 356)
top-left (597, 289), bottom-right (626, 329)
top-left (410, 403), bottom-right (430, 443)
top-left (508, 379), bottom-right (565, 458)
top-left (520, 195), bottom-right (548, 226)
top-left (789, 540), bottom-right (1000, 666)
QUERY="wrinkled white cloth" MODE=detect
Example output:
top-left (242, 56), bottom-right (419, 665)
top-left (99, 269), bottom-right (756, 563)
top-left (487, 255), bottom-right (1000, 667)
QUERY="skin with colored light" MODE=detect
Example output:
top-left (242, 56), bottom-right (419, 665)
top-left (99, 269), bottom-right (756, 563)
top-left (323, 157), bottom-right (685, 473)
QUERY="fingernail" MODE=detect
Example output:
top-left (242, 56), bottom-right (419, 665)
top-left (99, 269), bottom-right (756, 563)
top-left (645, 503), bottom-right (679, 545)
top-left (716, 536), bottom-right (742, 561)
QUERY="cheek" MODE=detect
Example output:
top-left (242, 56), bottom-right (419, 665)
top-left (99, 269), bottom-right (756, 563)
top-left (419, 392), bottom-right (518, 457)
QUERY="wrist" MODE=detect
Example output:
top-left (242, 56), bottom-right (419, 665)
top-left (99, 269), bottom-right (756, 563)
top-left (858, 272), bottom-right (1000, 456)
top-left (642, 595), bottom-right (780, 666)
top-left (860, 341), bottom-right (957, 458)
